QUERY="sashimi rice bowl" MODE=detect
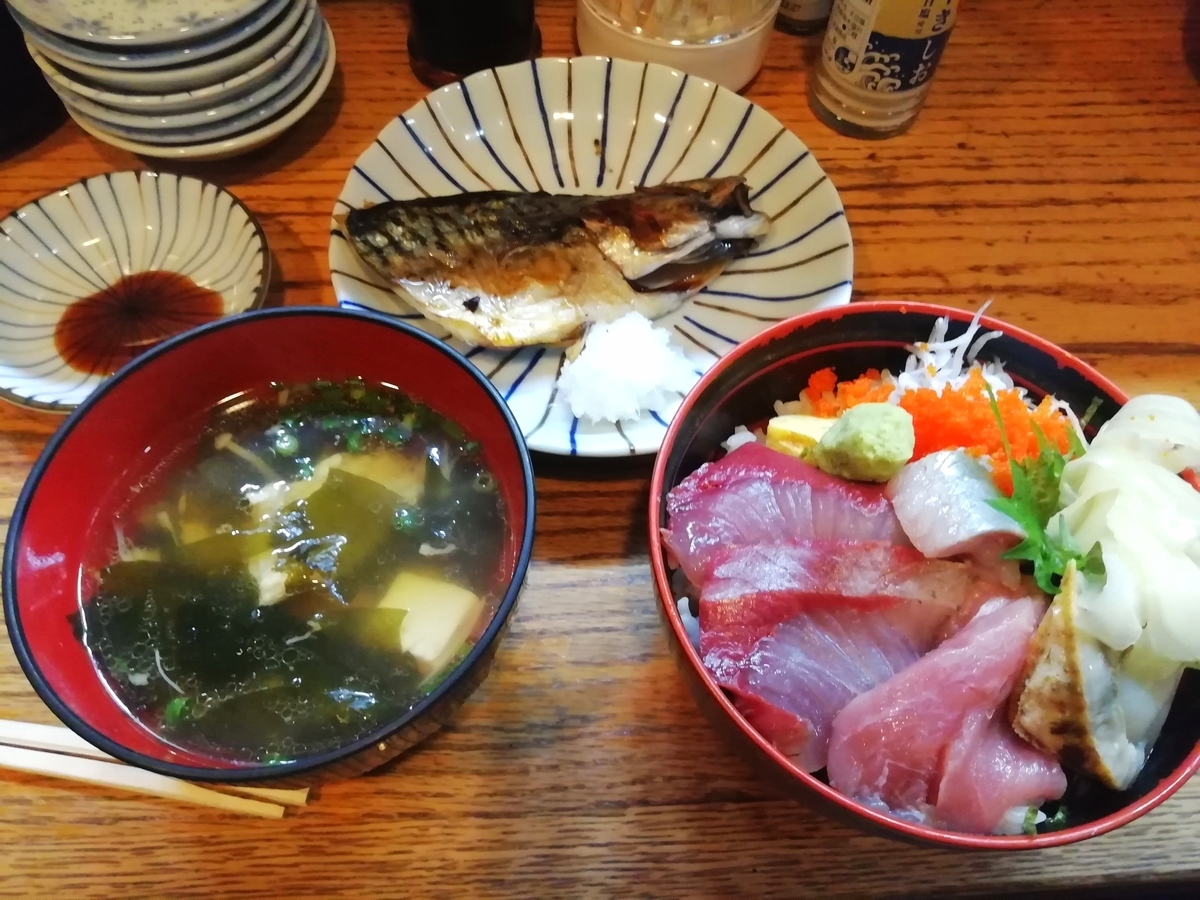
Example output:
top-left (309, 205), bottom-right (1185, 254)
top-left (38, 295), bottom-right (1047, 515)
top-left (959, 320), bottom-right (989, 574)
top-left (649, 301), bottom-right (1200, 848)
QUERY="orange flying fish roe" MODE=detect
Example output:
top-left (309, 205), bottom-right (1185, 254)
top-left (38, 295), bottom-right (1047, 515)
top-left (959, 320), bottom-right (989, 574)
top-left (800, 367), bottom-right (1075, 495)
top-left (802, 367), bottom-right (894, 417)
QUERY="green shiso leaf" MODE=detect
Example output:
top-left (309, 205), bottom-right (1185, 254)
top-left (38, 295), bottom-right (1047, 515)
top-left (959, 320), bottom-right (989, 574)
top-left (984, 385), bottom-right (1086, 595)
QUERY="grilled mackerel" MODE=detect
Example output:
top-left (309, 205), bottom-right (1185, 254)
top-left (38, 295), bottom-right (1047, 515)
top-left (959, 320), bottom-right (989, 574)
top-left (340, 178), bottom-right (769, 347)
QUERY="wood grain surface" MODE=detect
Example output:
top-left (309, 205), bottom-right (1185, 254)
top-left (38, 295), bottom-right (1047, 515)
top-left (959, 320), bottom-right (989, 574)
top-left (2, 0), bottom-right (1200, 897)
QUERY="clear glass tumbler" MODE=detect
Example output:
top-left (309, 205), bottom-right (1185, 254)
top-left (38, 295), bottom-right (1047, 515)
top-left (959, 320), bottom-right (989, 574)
top-left (577, 0), bottom-right (781, 91)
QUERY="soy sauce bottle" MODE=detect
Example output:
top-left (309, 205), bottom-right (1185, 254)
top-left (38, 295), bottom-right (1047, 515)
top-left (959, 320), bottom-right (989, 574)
top-left (408, 0), bottom-right (542, 88)
top-left (0, 9), bottom-right (65, 158)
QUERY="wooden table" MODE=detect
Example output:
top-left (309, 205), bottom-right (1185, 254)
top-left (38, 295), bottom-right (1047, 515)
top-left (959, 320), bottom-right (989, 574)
top-left (2, 1), bottom-right (1199, 896)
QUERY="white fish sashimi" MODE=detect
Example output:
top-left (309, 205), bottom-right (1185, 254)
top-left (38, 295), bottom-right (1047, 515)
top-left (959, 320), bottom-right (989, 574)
top-left (887, 450), bottom-right (1026, 560)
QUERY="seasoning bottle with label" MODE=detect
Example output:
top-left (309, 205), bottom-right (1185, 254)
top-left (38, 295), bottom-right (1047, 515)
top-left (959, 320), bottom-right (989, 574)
top-left (776, 0), bottom-right (833, 35)
top-left (809, 0), bottom-right (959, 139)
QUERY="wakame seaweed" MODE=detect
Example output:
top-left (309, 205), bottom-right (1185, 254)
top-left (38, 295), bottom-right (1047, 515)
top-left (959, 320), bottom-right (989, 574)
top-left (80, 378), bottom-right (505, 764)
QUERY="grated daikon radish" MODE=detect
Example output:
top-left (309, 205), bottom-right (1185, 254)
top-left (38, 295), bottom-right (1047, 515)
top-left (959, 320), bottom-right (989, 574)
top-left (557, 312), bottom-right (697, 424)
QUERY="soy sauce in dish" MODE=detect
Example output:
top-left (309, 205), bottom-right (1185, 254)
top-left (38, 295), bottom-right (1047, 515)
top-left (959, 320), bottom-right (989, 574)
top-left (54, 271), bottom-right (225, 376)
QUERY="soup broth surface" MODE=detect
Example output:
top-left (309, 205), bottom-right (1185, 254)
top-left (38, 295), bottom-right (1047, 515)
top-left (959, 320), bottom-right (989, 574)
top-left (79, 378), bottom-right (506, 764)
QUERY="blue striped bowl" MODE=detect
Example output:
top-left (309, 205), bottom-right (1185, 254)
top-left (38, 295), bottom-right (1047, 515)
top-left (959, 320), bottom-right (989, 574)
top-left (0, 171), bottom-right (269, 412)
top-left (329, 56), bottom-right (853, 457)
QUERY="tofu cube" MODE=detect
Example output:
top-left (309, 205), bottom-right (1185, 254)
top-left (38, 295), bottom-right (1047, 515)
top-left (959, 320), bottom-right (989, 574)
top-left (379, 572), bottom-right (483, 676)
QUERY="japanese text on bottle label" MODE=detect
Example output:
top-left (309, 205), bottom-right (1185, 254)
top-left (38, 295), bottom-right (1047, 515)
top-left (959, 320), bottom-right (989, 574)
top-left (822, 0), bottom-right (957, 93)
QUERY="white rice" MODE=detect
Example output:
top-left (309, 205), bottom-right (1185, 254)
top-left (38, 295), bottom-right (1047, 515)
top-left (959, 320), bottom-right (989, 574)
top-left (722, 425), bottom-right (762, 452)
top-left (677, 597), bottom-right (701, 650)
top-left (558, 312), bottom-right (697, 424)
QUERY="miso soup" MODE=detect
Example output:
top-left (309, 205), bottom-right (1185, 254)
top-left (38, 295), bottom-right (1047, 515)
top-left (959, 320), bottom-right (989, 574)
top-left (79, 378), bottom-right (507, 764)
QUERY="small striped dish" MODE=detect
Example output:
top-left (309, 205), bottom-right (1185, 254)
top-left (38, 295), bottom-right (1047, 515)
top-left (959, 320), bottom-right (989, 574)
top-left (0, 171), bottom-right (270, 412)
top-left (329, 56), bottom-right (853, 457)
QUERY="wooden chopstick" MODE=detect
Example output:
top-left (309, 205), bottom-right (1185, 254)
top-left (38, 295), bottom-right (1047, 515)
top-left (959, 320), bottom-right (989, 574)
top-left (0, 719), bottom-right (111, 760)
top-left (0, 719), bottom-right (308, 809)
top-left (206, 783), bottom-right (310, 806)
top-left (0, 744), bottom-right (284, 818)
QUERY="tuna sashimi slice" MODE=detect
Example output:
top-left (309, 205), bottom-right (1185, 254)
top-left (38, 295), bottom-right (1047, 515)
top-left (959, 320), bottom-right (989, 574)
top-left (698, 540), bottom-right (977, 678)
top-left (717, 609), bottom-right (924, 772)
top-left (935, 710), bottom-right (1067, 834)
top-left (661, 442), bottom-right (909, 586)
top-left (826, 597), bottom-right (1044, 823)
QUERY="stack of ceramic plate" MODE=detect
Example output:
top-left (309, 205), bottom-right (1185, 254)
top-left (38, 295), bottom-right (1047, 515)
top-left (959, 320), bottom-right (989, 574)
top-left (6, 0), bottom-right (335, 161)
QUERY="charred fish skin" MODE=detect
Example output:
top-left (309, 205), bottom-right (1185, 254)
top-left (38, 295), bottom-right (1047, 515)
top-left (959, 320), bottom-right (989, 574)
top-left (343, 191), bottom-right (587, 280)
top-left (341, 178), bottom-right (769, 348)
top-left (582, 178), bottom-right (770, 283)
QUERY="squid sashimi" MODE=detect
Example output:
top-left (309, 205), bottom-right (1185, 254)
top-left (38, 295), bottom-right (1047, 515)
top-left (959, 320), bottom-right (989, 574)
top-left (661, 442), bottom-right (908, 586)
top-left (936, 710), bottom-right (1067, 834)
top-left (826, 598), bottom-right (1047, 824)
top-left (717, 609), bottom-right (925, 772)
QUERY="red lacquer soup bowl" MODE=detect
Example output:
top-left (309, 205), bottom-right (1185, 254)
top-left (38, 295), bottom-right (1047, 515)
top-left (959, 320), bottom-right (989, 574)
top-left (648, 301), bottom-right (1200, 849)
top-left (4, 307), bottom-right (535, 784)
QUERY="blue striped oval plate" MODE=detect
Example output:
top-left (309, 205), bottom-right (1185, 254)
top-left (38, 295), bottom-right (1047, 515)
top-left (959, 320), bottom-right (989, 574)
top-left (329, 56), bottom-right (853, 457)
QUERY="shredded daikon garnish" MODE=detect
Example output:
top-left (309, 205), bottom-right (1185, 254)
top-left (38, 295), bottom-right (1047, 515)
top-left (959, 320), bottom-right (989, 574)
top-left (888, 302), bottom-right (1013, 400)
top-left (154, 648), bottom-right (184, 694)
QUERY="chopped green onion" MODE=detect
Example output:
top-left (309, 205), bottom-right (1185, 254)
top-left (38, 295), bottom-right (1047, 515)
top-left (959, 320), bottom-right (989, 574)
top-left (1043, 807), bottom-right (1069, 831)
top-left (395, 507), bottom-right (425, 532)
top-left (1022, 806), bottom-right (1040, 836)
top-left (1079, 397), bottom-right (1103, 429)
top-left (273, 430), bottom-right (299, 457)
top-left (163, 696), bottom-right (190, 725)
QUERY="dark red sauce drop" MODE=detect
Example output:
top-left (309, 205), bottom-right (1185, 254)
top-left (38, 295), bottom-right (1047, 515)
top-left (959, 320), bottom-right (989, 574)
top-left (54, 271), bottom-right (225, 376)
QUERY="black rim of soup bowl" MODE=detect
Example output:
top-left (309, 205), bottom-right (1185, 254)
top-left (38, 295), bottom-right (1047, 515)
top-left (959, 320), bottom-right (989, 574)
top-left (650, 301), bottom-right (1200, 848)
top-left (3, 306), bottom-right (537, 784)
